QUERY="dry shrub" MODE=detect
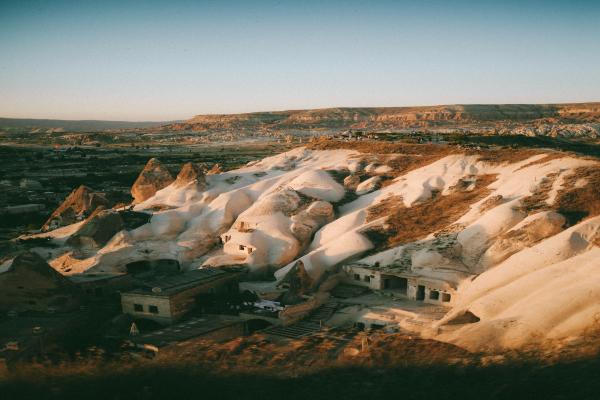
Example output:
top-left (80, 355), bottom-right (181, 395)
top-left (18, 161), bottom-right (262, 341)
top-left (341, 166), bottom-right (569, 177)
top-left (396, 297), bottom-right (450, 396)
top-left (515, 152), bottom-right (568, 171)
top-left (358, 334), bottom-right (472, 367)
top-left (307, 138), bottom-right (552, 176)
top-left (554, 166), bottom-right (600, 225)
top-left (365, 174), bottom-right (497, 249)
top-left (306, 138), bottom-right (452, 155)
top-left (307, 139), bottom-right (461, 177)
top-left (147, 330), bottom-right (473, 374)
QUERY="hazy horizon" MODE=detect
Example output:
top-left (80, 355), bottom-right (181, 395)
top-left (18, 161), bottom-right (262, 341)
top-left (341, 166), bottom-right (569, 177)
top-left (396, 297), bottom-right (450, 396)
top-left (3, 101), bottom-right (600, 123)
top-left (1, 0), bottom-right (600, 121)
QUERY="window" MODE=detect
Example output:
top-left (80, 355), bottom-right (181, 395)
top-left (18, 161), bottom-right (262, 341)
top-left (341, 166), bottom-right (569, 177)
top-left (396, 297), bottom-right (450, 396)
top-left (149, 305), bottom-right (159, 314)
top-left (429, 290), bottom-right (440, 300)
top-left (134, 304), bottom-right (143, 312)
top-left (247, 247), bottom-right (254, 254)
top-left (354, 274), bottom-right (360, 281)
top-left (363, 275), bottom-right (371, 283)
top-left (239, 244), bottom-right (245, 251)
top-left (442, 293), bottom-right (451, 302)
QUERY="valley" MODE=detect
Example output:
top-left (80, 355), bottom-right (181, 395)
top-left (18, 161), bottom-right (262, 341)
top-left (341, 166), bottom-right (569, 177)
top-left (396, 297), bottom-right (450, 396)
top-left (2, 111), bottom-right (600, 400)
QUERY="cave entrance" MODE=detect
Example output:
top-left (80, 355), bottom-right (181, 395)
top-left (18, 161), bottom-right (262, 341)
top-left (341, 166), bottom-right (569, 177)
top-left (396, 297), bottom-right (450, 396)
top-left (383, 276), bottom-right (408, 294)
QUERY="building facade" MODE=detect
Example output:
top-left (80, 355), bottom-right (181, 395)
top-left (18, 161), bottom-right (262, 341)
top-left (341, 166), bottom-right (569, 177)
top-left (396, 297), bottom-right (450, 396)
top-left (342, 264), bottom-right (463, 307)
top-left (121, 268), bottom-right (239, 324)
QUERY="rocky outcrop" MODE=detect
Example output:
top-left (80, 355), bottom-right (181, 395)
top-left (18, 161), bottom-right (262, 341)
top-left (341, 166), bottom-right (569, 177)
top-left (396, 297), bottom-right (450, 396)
top-left (131, 158), bottom-right (174, 204)
top-left (43, 185), bottom-right (111, 231)
top-left (343, 174), bottom-right (361, 190)
top-left (356, 176), bottom-right (381, 195)
top-left (66, 208), bottom-right (124, 248)
top-left (290, 201), bottom-right (335, 242)
top-left (207, 163), bottom-right (223, 175)
top-left (172, 162), bottom-right (207, 190)
top-left (476, 211), bottom-right (566, 270)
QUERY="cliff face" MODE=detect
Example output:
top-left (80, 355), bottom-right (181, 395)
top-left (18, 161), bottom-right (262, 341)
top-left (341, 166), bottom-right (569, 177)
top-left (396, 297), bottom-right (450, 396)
top-left (161, 103), bottom-right (600, 134)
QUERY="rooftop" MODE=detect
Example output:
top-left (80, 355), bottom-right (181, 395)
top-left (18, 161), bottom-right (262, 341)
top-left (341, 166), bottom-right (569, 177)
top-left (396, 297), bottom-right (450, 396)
top-left (68, 272), bottom-right (128, 283)
top-left (124, 268), bottom-right (233, 297)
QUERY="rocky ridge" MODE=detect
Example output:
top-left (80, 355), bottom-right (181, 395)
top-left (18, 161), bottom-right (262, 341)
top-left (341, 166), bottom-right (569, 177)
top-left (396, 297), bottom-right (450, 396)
top-left (163, 103), bottom-right (600, 139)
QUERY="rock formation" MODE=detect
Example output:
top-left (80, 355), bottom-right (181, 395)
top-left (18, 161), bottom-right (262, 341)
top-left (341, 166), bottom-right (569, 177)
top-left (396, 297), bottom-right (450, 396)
top-left (131, 158), bottom-right (174, 204)
top-left (290, 201), bottom-right (335, 242)
top-left (172, 162), bottom-right (207, 190)
top-left (43, 185), bottom-right (111, 231)
top-left (162, 103), bottom-right (600, 138)
top-left (476, 211), bottom-right (566, 270)
top-left (355, 176), bottom-right (381, 195)
top-left (343, 174), bottom-right (361, 190)
top-left (20, 145), bottom-right (600, 351)
top-left (66, 208), bottom-right (124, 248)
top-left (207, 163), bottom-right (223, 175)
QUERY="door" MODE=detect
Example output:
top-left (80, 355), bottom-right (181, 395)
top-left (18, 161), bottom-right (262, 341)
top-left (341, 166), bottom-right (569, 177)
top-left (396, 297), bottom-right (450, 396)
top-left (416, 285), bottom-right (425, 301)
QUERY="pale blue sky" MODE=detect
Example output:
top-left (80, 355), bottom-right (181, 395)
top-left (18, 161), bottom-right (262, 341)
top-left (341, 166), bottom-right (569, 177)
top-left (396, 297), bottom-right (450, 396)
top-left (1, 0), bottom-right (599, 121)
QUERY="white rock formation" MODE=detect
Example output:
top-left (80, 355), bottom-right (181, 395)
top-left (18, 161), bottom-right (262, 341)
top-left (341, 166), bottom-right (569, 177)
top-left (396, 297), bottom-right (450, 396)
top-left (16, 145), bottom-right (600, 352)
top-left (355, 176), bottom-right (381, 195)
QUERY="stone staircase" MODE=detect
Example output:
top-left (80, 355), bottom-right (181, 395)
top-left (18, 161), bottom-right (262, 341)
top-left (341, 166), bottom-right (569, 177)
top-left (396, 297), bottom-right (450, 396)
top-left (307, 301), bottom-right (339, 324)
top-left (263, 302), bottom-right (340, 339)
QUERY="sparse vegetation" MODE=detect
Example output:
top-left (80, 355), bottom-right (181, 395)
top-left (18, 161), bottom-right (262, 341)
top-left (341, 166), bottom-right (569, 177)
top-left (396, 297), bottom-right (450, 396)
top-left (4, 330), bottom-right (600, 400)
top-left (364, 174), bottom-right (497, 249)
top-left (520, 172), bottom-right (560, 213)
top-left (555, 167), bottom-right (600, 225)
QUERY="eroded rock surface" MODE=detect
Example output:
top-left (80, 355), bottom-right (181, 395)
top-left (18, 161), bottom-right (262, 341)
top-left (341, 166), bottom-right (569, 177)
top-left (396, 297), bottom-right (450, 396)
top-left (173, 162), bottom-right (207, 190)
top-left (131, 158), bottom-right (174, 204)
top-left (43, 185), bottom-right (111, 231)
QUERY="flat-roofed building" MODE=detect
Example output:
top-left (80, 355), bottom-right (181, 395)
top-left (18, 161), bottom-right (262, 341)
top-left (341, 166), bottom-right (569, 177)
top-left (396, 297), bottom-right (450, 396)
top-left (342, 262), bottom-right (473, 307)
top-left (121, 269), bottom-right (239, 325)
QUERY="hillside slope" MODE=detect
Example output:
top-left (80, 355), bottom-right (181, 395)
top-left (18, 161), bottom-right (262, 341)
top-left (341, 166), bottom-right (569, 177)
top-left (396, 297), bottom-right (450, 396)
top-left (12, 140), bottom-right (600, 351)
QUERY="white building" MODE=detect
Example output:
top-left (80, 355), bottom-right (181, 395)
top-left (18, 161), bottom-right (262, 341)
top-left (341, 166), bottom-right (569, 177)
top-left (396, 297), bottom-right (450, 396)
top-left (342, 262), bottom-right (472, 307)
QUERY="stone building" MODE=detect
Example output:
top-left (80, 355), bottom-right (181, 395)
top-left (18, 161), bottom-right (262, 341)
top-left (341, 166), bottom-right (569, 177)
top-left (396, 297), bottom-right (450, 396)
top-left (121, 269), bottom-right (239, 325)
top-left (342, 263), bottom-right (471, 307)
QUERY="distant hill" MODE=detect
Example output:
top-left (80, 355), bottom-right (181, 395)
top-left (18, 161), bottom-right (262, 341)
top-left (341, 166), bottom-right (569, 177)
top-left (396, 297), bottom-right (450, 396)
top-left (0, 118), bottom-right (180, 132)
top-left (164, 103), bottom-right (600, 132)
